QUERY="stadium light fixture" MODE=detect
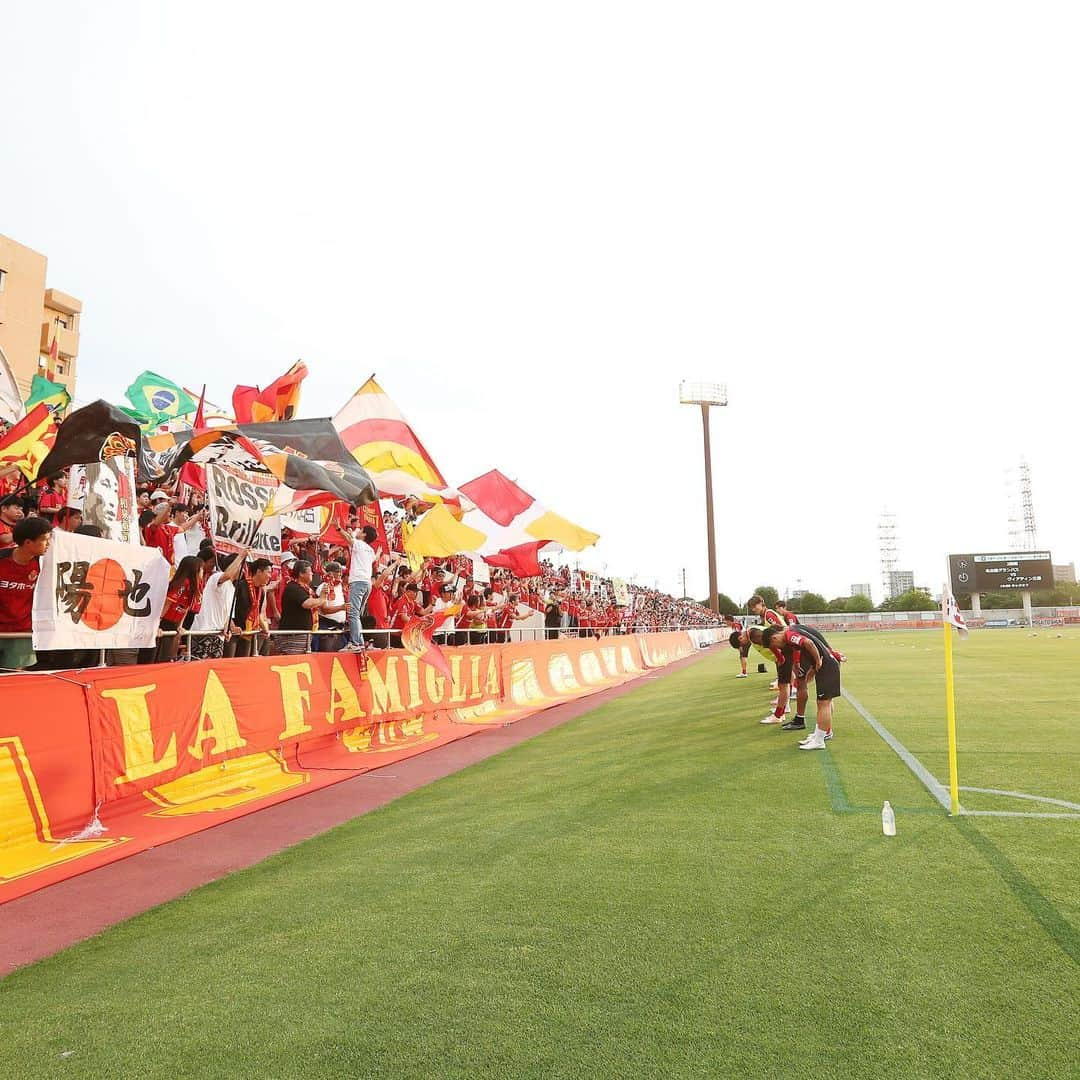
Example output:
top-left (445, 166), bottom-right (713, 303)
top-left (680, 380), bottom-right (727, 614)
top-left (678, 382), bottom-right (728, 407)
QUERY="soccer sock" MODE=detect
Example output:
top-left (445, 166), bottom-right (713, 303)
top-left (794, 714), bottom-right (805, 722)
top-left (773, 706), bottom-right (785, 719)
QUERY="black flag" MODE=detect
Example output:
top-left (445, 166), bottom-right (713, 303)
top-left (37, 400), bottom-right (141, 478)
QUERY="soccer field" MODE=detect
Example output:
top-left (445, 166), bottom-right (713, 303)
top-left (1, 632), bottom-right (1077, 1079)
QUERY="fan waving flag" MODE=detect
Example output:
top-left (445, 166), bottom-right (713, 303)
top-left (125, 372), bottom-right (196, 424)
top-left (333, 377), bottom-right (458, 504)
top-left (0, 404), bottom-right (58, 481)
top-left (233, 361), bottom-right (308, 424)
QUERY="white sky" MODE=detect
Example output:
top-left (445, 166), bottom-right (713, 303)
top-left (3, 3), bottom-right (1077, 604)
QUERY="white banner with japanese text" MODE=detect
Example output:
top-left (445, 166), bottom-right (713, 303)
top-left (32, 530), bottom-right (170, 650)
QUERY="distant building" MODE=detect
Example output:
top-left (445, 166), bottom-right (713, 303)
top-left (0, 234), bottom-right (82, 404)
top-left (887, 570), bottom-right (914, 599)
top-left (851, 583), bottom-right (873, 600)
top-left (1053, 563), bottom-right (1076, 584)
top-left (791, 589), bottom-right (807, 600)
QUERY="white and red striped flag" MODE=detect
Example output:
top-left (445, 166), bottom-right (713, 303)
top-left (942, 585), bottom-right (969, 638)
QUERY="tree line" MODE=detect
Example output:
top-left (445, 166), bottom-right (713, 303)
top-left (700, 581), bottom-right (1080, 615)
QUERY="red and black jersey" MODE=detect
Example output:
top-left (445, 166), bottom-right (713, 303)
top-left (0, 556), bottom-right (39, 633)
top-left (161, 577), bottom-right (198, 625)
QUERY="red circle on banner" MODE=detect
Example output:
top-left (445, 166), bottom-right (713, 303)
top-left (82, 559), bottom-right (128, 631)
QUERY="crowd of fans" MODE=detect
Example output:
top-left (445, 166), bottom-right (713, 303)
top-left (0, 474), bottom-right (719, 672)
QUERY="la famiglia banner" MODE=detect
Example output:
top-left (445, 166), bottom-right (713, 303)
top-left (0, 632), bottom-right (717, 903)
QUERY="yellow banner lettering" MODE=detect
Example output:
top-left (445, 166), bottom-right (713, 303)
top-left (271, 662), bottom-right (314, 740)
top-left (103, 684), bottom-right (178, 785)
top-left (188, 671), bottom-right (247, 761)
top-left (326, 658), bottom-right (366, 725)
top-left (366, 657), bottom-right (404, 716)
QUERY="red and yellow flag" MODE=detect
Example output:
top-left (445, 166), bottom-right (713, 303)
top-left (0, 403), bottom-right (58, 481)
top-left (401, 608), bottom-right (458, 680)
top-left (233, 361), bottom-right (308, 424)
top-left (332, 376), bottom-right (449, 496)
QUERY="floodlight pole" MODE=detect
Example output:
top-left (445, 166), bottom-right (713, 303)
top-left (700, 404), bottom-right (719, 614)
top-left (680, 381), bottom-right (725, 615)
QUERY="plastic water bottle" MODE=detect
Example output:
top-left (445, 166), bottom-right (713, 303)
top-left (881, 801), bottom-right (896, 837)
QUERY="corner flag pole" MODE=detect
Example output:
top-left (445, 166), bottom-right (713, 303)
top-left (942, 589), bottom-right (961, 816)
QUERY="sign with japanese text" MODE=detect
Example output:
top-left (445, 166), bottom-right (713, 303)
top-left (207, 462), bottom-right (282, 562)
top-left (32, 529), bottom-right (170, 650)
top-left (949, 551), bottom-right (1054, 594)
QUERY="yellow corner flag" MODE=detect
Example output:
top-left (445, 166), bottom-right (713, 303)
top-left (941, 584), bottom-right (969, 815)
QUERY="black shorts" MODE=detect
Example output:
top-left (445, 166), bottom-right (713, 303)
top-left (776, 656), bottom-right (793, 685)
top-left (813, 655), bottom-right (841, 700)
top-left (739, 642), bottom-right (751, 659)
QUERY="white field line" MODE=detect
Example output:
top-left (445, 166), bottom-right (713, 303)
top-left (839, 690), bottom-right (1080, 821)
top-left (840, 689), bottom-right (951, 811)
top-left (960, 787), bottom-right (1080, 811)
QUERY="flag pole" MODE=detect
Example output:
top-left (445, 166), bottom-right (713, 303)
top-left (943, 607), bottom-right (961, 816)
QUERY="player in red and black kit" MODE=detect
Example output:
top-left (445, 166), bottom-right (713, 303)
top-left (723, 614), bottom-right (751, 677)
top-left (758, 624), bottom-right (841, 749)
top-left (776, 600), bottom-right (799, 626)
top-left (748, 595), bottom-right (785, 690)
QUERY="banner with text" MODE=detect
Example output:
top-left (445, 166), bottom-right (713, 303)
top-left (32, 530), bottom-right (170, 650)
top-left (207, 461), bottom-right (282, 561)
top-left (0, 632), bottom-right (701, 904)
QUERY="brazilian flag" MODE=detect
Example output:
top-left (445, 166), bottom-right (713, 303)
top-left (25, 373), bottom-right (71, 416)
top-left (125, 371), bottom-right (196, 423)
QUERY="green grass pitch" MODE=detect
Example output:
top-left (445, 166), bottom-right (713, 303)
top-left (1, 630), bottom-right (1077, 1079)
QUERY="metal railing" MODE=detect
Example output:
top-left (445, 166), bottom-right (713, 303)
top-left (0, 623), bottom-right (724, 674)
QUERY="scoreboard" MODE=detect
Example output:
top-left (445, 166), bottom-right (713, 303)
top-left (949, 551), bottom-right (1054, 595)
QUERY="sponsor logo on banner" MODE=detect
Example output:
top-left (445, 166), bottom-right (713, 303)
top-left (32, 529), bottom-right (170, 650)
top-left (207, 461), bottom-right (282, 561)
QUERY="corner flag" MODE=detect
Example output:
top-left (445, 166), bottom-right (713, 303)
top-left (941, 583), bottom-right (967, 815)
top-left (942, 588), bottom-right (969, 639)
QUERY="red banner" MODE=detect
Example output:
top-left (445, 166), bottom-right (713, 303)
top-left (0, 632), bottom-right (702, 904)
